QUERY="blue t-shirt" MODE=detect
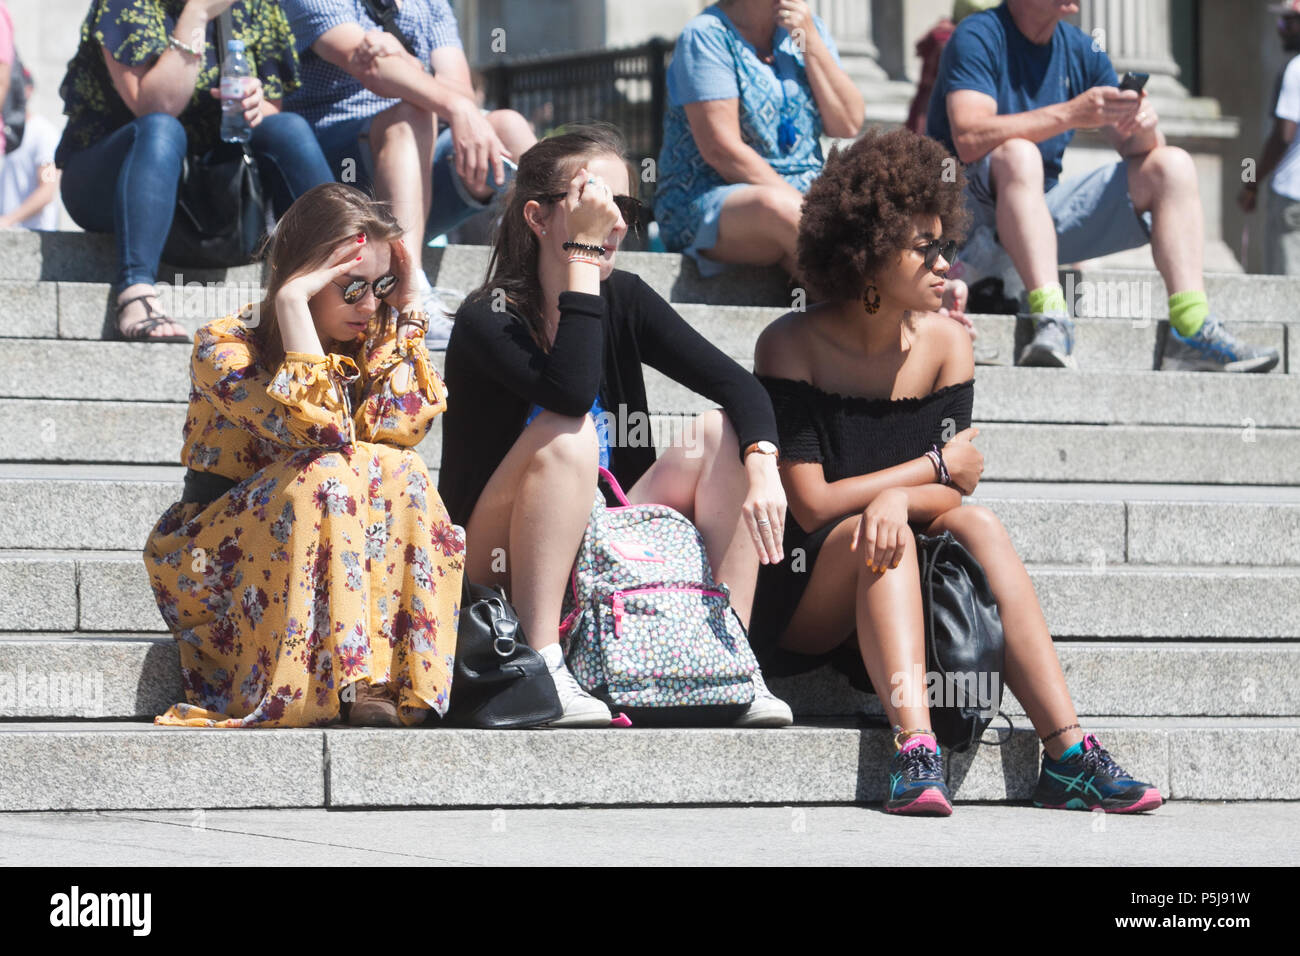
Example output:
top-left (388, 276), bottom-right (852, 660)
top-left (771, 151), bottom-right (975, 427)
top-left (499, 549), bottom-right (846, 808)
top-left (926, 2), bottom-right (1116, 190)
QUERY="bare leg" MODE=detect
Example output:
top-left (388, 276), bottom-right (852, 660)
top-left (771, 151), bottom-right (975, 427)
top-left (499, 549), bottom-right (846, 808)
top-left (779, 516), bottom-right (932, 733)
top-left (1126, 145), bottom-right (1205, 295)
top-left (703, 183), bottom-right (805, 278)
top-left (368, 100), bottom-right (437, 263)
top-left (924, 503), bottom-right (1084, 757)
top-left (988, 138), bottom-right (1059, 293)
top-left (626, 410), bottom-right (760, 626)
top-left (464, 411), bottom-right (598, 650)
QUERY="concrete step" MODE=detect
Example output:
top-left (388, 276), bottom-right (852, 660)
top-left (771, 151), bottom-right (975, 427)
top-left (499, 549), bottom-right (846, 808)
top-left (2, 549), bottom-right (1297, 638)
top-left (4, 465), bottom-right (1299, 567)
top-left (6, 338), bottom-right (1298, 424)
top-left (8, 279), bottom-right (1293, 374)
top-left (8, 231), bottom-right (1300, 318)
top-left (1, 633), bottom-right (1294, 722)
top-left (0, 716), bottom-right (1295, 810)
top-left (5, 398), bottom-right (1296, 484)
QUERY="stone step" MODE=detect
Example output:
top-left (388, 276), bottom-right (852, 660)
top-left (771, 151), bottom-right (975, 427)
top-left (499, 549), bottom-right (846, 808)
top-left (5, 338), bottom-right (1298, 424)
top-left (1, 633), bottom-right (1293, 722)
top-left (4, 398), bottom-right (1297, 484)
top-left (7, 230), bottom-right (1300, 318)
top-left (2, 550), bottom-right (1296, 638)
top-left (3, 465), bottom-right (1299, 567)
top-left (0, 716), bottom-right (1294, 810)
top-left (8, 279), bottom-right (1294, 375)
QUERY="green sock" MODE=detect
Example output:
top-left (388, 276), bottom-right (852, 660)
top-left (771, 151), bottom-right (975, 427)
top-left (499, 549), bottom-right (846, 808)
top-left (1028, 283), bottom-right (1068, 317)
top-left (1168, 290), bottom-right (1209, 338)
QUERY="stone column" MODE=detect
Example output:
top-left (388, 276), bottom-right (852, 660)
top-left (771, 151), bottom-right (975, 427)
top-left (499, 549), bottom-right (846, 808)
top-left (806, 0), bottom-right (889, 83)
top-left (1075, 0), bottom-right (1188, 100)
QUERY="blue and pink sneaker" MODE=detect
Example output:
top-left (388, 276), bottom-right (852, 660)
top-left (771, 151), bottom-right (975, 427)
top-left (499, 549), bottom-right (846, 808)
top-left (885, 737), bottom-right (953, 816)
top-left (1032, 733), bottom-right (1163, 813)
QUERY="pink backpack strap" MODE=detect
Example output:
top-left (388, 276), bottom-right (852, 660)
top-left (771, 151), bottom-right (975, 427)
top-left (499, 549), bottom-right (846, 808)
top-left (597, 466), bottom-right (631, 506)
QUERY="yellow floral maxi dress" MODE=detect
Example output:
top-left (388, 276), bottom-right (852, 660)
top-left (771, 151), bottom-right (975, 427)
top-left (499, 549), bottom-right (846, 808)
top-left (144, 314), bottom-right (462, 727)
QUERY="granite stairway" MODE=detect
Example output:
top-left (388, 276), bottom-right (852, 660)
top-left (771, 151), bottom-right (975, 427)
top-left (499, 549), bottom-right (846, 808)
top-left (0, 230), bottom-right (1297, 811)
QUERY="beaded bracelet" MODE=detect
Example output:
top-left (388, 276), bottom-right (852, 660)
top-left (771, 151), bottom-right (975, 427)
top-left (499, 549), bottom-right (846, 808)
top-left (168, 34), bottom-right (204, 59)
top-left (562, 241), bottom-right (604, 256)
top-left (926, 444), bottom-right (952, 486)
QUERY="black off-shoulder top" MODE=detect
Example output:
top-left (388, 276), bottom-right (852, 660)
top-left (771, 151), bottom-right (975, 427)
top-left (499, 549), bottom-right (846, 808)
top-left (749, 374), bottom-right (976, 686)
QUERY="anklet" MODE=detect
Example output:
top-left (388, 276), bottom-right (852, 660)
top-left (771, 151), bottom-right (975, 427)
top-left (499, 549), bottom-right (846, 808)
top-left (1039, 722), bottom-right (1080, 744)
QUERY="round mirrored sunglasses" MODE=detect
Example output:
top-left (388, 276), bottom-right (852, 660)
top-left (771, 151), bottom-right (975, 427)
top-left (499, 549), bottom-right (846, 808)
top-left (336, 274), bottom-right (398, 304)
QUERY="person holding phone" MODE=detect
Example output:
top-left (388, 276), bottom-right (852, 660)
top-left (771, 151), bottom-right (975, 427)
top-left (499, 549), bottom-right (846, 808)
top-left (282, 0), bottom-right (536, 345)
top-left (927, 0), bottom-right (1278, 373)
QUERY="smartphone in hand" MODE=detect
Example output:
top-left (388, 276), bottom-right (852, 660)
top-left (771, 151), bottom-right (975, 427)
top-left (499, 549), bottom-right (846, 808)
top-left (1119, 72), bottom-right (1150, 93)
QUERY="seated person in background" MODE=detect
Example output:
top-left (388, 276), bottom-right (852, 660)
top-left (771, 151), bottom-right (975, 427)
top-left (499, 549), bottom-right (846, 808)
top-left (439, 125), bottom-right (792, 729)
top-left (654, 1), bottom-right (862, 280)
top-left (752, 128), bottom-right (1162, 816)
top-left (54, 0), bottom-right (334, 342)
top-left (0, 67), bottom-right (61, 231)
top-left (283, 0), bottom-right (536, 345)
top-left (927, 0), bottom-right (1278, 372)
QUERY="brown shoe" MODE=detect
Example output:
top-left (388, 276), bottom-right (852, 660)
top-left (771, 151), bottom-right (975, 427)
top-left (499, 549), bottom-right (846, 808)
top-left (343, 681), bottom-right (400, 727)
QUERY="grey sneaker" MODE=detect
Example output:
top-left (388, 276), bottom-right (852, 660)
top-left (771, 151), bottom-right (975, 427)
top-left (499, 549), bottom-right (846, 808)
top-left (733, 666), bottom-right (793, 728)
top-left (1017, 313), bottom-right (1077, 369)
top-left (1159, 315), bottom-right (1280, 373)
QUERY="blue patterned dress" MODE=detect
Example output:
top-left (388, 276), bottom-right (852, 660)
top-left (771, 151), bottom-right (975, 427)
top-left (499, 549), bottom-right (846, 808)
top-left (654, 4), bottom-right (840, 276)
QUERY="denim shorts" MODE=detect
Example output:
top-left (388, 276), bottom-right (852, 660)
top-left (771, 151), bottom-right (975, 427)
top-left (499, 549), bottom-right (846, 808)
top-left (962, 154), bottom-right (1152, 264)
top-left (314, 114), bottom-right (504, 241)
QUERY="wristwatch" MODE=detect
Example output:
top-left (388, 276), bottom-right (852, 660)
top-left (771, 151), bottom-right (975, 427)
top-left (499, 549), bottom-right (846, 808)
top-left (744, 440), bottom-right (779, 460)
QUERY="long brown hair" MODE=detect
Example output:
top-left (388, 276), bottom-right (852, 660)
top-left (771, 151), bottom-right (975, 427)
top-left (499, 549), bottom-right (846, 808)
top-left (467, 123), bottom-right (629, 349)
top-left (252, 183), bottom-right (404, 369)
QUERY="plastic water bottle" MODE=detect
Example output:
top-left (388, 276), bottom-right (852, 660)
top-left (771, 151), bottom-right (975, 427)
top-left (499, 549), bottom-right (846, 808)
top-left (220, 39), bottom-right (253, 144)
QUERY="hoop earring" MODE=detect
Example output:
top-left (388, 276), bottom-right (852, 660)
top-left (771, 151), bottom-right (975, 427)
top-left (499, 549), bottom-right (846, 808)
top-left (862, 284), bottom-right (881, 314)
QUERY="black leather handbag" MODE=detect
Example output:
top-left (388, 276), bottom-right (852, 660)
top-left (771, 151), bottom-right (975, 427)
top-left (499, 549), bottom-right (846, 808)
top-left (915, 530), bottom-right (1007, 752)
top-left (446, 578), bottom-right (562, 729)
top-left (161, 10), bottom-right (266, 269)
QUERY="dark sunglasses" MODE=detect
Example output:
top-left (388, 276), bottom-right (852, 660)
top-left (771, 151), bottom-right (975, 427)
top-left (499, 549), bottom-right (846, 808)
top-left (334, 273), bottom-right (398, 304)
top-left (538, 192), bottom-right (646, 235)
top-left (917, 238), bottom-right (958, 270)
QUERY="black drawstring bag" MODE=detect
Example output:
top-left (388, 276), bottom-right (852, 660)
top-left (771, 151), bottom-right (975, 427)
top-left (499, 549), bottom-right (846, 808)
top-left (915, 530), bottom-right (1008, 752)
top-left (445, 578), bottom-right (562, 729)
top-left (161, 10), bottom-right (266, 269)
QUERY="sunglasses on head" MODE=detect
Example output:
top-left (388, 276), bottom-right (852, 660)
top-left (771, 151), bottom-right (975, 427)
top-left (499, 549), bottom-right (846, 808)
top-left (334, 273), bottom-right (398, 304)
top-left (917, 238), bottom-right (958, 270)
top-left (537, 192), bottom-right (646, 235)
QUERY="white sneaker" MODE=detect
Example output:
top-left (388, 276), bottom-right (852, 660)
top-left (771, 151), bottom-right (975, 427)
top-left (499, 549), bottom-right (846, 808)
top-left (734, 666), bottom-right (793, 728)
top-left (539, 644), bottom-right (612, 728)
top-left (420, 286), bottom-right (463, 350)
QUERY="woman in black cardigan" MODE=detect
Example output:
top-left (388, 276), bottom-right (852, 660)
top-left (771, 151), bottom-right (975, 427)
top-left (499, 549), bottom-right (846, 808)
top-left (439, 125), bottom-right (790, 727)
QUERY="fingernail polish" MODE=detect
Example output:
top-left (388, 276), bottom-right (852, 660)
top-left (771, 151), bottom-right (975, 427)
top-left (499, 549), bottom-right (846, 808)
top-left (355, 254), bottom-right (362, 261)
top-left (356, 234), bottom-right (365, 243)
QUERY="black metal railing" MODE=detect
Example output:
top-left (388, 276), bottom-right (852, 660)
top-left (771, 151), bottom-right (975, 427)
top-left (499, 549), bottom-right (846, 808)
top-left (481, 38), bottom-right (673, 228)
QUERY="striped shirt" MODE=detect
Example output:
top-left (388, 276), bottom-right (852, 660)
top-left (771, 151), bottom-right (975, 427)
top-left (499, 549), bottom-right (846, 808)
top-left (283, 0), bottom-right (462, 130)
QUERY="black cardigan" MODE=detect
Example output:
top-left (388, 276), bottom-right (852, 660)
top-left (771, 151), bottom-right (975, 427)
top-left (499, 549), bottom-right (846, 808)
top-left (438, 268), bottom-right (779, 525)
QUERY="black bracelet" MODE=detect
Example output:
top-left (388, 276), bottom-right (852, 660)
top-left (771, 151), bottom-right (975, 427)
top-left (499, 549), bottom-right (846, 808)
top-left (562, 241), bottom-right (604, 255)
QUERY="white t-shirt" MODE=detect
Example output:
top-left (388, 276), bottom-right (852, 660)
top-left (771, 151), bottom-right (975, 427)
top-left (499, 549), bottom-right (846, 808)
top-left (1272, 55), bottom-right (1300, 201)
top-left (0, 113), bottom-right (60, 231)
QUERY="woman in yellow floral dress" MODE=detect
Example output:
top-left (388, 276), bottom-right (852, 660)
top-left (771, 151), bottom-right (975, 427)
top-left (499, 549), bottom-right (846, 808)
top-left (145, 183), bottom-right (462, 728)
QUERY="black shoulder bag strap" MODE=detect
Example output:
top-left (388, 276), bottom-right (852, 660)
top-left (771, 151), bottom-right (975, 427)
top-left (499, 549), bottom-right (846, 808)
top-left (361, 0), bottom-right (419, 57)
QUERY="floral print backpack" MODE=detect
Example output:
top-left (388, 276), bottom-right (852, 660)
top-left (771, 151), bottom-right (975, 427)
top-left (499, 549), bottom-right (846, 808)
top-left (559, 468), bottom-right (758, 724)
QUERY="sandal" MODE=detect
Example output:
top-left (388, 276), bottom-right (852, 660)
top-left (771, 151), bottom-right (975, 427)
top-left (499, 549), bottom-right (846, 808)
top-left (114, 294), bottom-right (191, 343)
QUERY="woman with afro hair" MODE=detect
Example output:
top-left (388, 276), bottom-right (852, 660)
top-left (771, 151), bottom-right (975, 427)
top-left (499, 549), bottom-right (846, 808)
top-left (751, 128), bottom-right (1162, 817)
